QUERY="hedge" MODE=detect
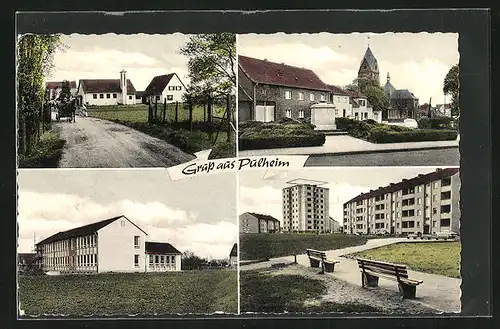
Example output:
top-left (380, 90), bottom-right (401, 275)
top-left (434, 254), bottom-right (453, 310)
top-left (239, 134), bottom-right (326, 150)
top-left (368, 129), bottom-right (458, 143)
top-left (417, 116), bottom-right (456, 130)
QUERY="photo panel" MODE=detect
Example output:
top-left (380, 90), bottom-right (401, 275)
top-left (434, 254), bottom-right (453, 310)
top-left (16, 169), bottom-right (238, 317)
top-left (17, 33), bottom-right (236, 169)
top-left (239, 167), bottom-right (461, 315)
top-left (237, 32), bottom-right (460, 167)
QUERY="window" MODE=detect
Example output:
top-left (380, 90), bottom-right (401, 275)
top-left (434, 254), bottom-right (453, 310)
top-left (93, 94), bottom-right (97, 99)
top-left (285, 90), bottom-right (292, 99)
top-left (335, 109), bottom-right (339, 116)
top-left (134, 255), bottom-right (139, 267)
top-left (417, 198), bottom-right (422, 205)
top-left (441, 205), bottom-right (451, 213)
top-left (134, 236), bottom-right (140, 248)
top-left (168, 86), bottom-right (174, 91)
top-left (440, 218), bottom-right (451, 226)
top-left (434, 182), bottom-right (439, 188)
top-left (285, 109), bottom-right (292, 118)
top-left (167, 95), bottom-right (173, 101)
top-left (106, 93), bottom-right (111, 99)
top-left (310, 93), bottom-right (315, 101)
top-left (113, 93), bottom-right (117, 98)
top-left (177, 86), bottom-right (182, 91)
top-left (355, 112), bottom-right (359, 119)
top-left (320, 94), bottom-right (326, 101)
top-left (364, 113), bottom-right (368, 119)
top-left (417, 210), bottom-right (422, 216)
top-left (441, 191), bottom-right (451, 200)
top-left (129, 95), bottom-right (132, 100)
top-left (298, 110), bottom-right (304, 118)
top-left (155, 255), bottom-right (159, 264)
top-left (441, 177), bottom-right (452, 186)
top-left (149, 255), bottom-right (153, 264)
top-left (156, 95), bottom-right (160, 101)
top-left (100, 94), bottom-right (104, 99)
top-left (160, 255), bottom-right (165, 264)
top-left (298, 92), bottom-right (304, 100)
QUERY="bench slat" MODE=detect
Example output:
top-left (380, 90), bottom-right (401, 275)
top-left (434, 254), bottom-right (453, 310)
top-left (357, 258), bottom-right (407, 269)
top-left (357, 260), bottom-right (407, 271)
top-left (361, 265), bottom-right (408, 278)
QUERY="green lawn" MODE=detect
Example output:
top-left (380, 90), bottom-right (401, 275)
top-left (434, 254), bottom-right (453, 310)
top-left (89, 104), bottom-right (227, 123)
top-left (19, 271), bottom-right (237, 316)
top-left (18, 129), bottom-right (66, 168)
top-left (351, 242), bottom-right (461, 278)
top-left (240, 269), bottom-right (381, 313)
top-left (240, 233), bottom-right (369, 261)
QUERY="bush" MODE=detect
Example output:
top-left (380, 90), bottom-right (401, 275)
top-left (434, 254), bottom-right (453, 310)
top-left (369, 129), bottom-right (458, 143)
top-left (239, 120), bottom-right (325, 150)
top-left (208, 140), bottom-right (236, 159)
top-left (418, 116), bottom-right (455, 130)
top-left (18, 130), bottom-right (66, 168)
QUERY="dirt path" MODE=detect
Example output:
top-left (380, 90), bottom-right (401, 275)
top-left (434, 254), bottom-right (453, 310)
top-left (54, 116), bottom-right (195, 168)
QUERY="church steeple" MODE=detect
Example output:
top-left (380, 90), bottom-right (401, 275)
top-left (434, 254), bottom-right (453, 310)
top-left (358, 46), bottom-right (380, 84)
top-left (387, 72), bottom-right (391, 83)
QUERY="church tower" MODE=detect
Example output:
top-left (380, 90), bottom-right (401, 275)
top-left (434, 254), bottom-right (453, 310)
top-left (357, 46), bottom-right (380, 85)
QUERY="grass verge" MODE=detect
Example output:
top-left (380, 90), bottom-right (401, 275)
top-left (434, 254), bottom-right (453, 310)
top-left (19, 271), bottom-right (237, 316)
top-left (350, 241), bottom-right (461, 278)
top-left (240, 270), bottom-right (381, 313)
top-left (114, 120), bottom-right (236, 159)
top-left (18, 130), bottom-right (66, 168)
top-left (240, 233), bottom-right (369, 260)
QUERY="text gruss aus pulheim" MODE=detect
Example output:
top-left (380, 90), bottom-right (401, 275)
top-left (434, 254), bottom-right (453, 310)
top-left (182, 157), bottom-right (291, 176)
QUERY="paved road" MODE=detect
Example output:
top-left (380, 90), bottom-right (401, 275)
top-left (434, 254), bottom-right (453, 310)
top-left (305, 148), bottom-right (460, 167)
top-left (54, 116), bottom-right (195, 168)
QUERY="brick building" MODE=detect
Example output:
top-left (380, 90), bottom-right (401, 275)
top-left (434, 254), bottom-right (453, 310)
top-left (238, 55), bottom-right (330, 122)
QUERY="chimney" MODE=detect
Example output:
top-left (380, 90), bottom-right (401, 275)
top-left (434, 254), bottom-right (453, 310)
top-left (120, 69), bottom-right (127, 105)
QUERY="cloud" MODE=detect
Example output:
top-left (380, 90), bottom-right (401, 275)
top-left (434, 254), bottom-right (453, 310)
top-left (17, 191), bottom-right (233, 259)
top-left (239, 185), bottom-right (283, 221)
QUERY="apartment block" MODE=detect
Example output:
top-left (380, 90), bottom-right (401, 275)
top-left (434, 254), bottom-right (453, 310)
top-left (283, 179), bottom-right (330, 232)
top-left (239, 212), bottom-right (281, 234)
top-left (343, 168), bottom-right (460, 236)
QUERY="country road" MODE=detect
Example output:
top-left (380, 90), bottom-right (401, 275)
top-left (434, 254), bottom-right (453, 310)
top-left (54, 116), bottom-right (195, 168)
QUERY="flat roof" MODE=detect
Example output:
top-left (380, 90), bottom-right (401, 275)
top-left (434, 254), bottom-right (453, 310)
top-left (285, 178), bottom-right (329, 186)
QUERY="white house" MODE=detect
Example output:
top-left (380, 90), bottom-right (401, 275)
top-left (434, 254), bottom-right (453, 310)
top-left (76, 70), bottom-right (137, 106)
top-left (34, 215), bottom-right (181, 274)
top-left (45, 81), bottom-right (78, 100)
top-left (143, 73), bottom-right (187, 105)
top-left (346, 90), bottom-right (382, 123)
top-left (327, 85), bottom-right (353, 118)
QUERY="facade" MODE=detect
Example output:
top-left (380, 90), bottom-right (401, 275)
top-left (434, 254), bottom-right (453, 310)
top-left (238, 55), bottom-right (330, 122)
top-left (383, 73), bottom-right (420, 120)
top-left (357, 46), bottom-right (380, 84)
top-left (282, 179), bottom-right (330, 232)
top-left (143, 73), bottom-right (186, 105)
top-left (345, 90), bottom-right (383, 123)
top-left (327, 85), bottom-right (353, 119)
top-left (35, 215), bottom-right (181, 274)
top-left (77, 70), bottom-right (137, 106)
top-left (343, 168), bottom-right (460, 236)
top-left (326, 217), bottom-right (342, 233)
top-left (45, 81), bottom-right (78, 100)
top-left (229, 243), bottom-right (238, 268)
top-left (239, 212), bottom-right (281, 234)
top-left (145, 242), bottom-right (182, 272)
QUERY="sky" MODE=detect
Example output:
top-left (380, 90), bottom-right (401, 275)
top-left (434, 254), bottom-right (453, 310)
top-left (46, 34), bottom-right (193, 92)
top-left (17, 169), bottom-right (237, 260)
top-left (239, 167), bottom-right (456, 225)
top-left (238, 32), bottom-right (459, 105)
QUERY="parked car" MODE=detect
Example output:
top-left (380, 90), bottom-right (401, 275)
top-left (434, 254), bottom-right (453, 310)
top-left (407, 233), bottom-right (420, 239)
top-left (433, 231), bottom-right (458, 240)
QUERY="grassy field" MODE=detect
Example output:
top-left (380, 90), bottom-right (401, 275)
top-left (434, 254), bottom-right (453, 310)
top-left (240, 269), bottom-right (381, 313)
top-left (18, 129), bottom-right (66, 168)
top-left (351, 242), bottom-right (461, 278)
top-left (240, 233), bottom-right (369, 260)
top-left (88, 104), bottom-right (227, 123)
top-left (19, 271), bottom-right (237, 316)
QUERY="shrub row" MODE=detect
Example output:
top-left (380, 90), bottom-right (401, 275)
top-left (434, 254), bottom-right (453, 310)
top-left (369, 129), bottom-right (458, 143)
top-left (239, 134), bottom-right (325, 150)
top-left (417, 116), bottom-right (457, 130)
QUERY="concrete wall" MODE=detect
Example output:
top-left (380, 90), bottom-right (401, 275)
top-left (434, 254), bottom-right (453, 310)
top-left (239, 212), bottom-right (259, 233)
top-left (97, 217), bottom-right (146, 273)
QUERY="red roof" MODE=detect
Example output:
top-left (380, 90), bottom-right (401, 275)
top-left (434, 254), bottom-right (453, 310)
top-left (143, 73), bottom-right (183, 96)
top-left (344, 168), bottom-right (459, 205)
top-left (45, 81), bottom-right (77, 89)
top-left (79, 79), bottom-right (136, 94)
top-left (327, 84), bottom-right (350, 96)
top-left (238, 55), bottom-right (330, 91)
top-left (344, 89), bottom-right (367, 99)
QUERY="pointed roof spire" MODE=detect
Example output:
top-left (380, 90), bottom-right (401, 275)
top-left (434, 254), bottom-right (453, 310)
top-left (387, 72), bottom-right (390, 82)
top-left (359, 46), bottom-right (379, 73)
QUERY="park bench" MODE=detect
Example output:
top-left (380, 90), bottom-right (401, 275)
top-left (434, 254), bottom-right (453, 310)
top-left (356, 258), bottom-right (424, 299)
top-left (306, 249), bottom-right (340, 274)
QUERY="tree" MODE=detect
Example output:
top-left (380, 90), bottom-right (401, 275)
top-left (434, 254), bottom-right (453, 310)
top-left (443, 64), bottom-right (459, 116)
top-left (179, 33), bottom-right (236, 98)
top-left (181, 250), bottom-right (206, 270)
top-left (17, 34), bottom-right (64, 154)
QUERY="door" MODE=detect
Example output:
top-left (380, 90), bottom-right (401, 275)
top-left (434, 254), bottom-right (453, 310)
top-left (343, 109), bottom-right (346, 117)
top-left (264, 106), bottom-right (275, 122)
top-left (423, 225), bottom-right (430, 234)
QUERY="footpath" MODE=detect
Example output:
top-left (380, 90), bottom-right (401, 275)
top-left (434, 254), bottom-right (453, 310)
top-left (238, 135), bottom-right (459, 157)
top-left (240, 238), bottom-right (461, 313)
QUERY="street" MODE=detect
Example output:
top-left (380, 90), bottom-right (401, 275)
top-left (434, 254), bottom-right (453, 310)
top-left (54, 116), bottom-right (195, 168)
top-left (305, 148), bottom-right (460, 167)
